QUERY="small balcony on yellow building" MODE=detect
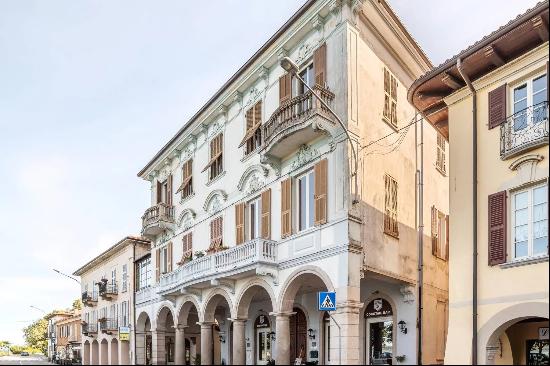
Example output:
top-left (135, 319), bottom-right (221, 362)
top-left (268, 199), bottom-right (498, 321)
top-left (500, 102), bottom-right (548, 159)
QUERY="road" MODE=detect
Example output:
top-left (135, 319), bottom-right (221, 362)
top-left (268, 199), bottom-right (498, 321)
top-left (0, 355), bottom-right (51, 365)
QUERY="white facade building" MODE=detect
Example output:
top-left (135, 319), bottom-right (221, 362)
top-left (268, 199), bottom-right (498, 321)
top-left (134, 0), bottom-right (448, 365)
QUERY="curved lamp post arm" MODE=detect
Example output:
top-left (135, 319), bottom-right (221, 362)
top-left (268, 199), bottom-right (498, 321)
top-left (53, 269), bottom-right (81, 285)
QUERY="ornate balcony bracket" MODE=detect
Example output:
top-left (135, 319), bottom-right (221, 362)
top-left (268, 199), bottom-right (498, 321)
top-left (256, 266), bottom-right (279, 286)
top-left (180, 287), bottom-right (202, 301)
top-left (210, 279), bottom-right (235, 294)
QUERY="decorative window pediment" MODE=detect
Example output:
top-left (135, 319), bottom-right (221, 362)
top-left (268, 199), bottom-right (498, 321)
top-left (204, 190), bottom-right (227, 215)
top-left (177, 209), bottom-right (197, 231)
top-left (237, 164), bottom-right (269, 195)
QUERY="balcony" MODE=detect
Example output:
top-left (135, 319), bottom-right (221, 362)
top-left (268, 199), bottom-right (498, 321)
top-left (142, 203), bottom-right (175, 237)
top-left (501, 102), bottom-right (548, 159)
top-left (261, 85), bottom-right (336, 159)
top-left (98, 281), bottom-right (118, 300)
top-left (82, 324), bottom-right (97, 336)
top-left (99, 319), bottom-right (118, 335)
top-left (81, 291), bottom-right (98, 307)
top-left (158, 238), bottom-right (277, 296)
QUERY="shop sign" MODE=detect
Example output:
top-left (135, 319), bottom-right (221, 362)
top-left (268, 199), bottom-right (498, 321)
top-left (364, 298), bottom-right (393, 318)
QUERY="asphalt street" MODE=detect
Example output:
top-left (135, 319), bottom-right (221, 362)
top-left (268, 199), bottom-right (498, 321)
top-left (0, 355), bottom-right (51, 365)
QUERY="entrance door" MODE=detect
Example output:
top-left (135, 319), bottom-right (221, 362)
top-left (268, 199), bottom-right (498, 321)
top-left (146, 335), bottom-right (152, 365)
top-left (255, 315), bottom-right (272, 365)
top-left (323, 312), bottom-right (330, 365)
top-left (290, 308), bottom-right (307, 364)
top-left (367, 317), bottom-right (393, 365)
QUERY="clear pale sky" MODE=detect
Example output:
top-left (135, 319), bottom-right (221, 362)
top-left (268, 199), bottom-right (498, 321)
top-left (0, 0), bottom-right (540, 345)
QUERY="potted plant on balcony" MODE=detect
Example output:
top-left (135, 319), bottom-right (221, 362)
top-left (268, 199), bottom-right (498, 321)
top-left (194, 251), bottom-right (205, 258)
top-left (177, 253), bottom-right (193, 266)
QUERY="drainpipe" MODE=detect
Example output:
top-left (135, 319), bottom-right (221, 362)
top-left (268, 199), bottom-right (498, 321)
top-left (133, 243), bottom-right (137, 365)
top-left (456, 57), bottom-right (478, 365)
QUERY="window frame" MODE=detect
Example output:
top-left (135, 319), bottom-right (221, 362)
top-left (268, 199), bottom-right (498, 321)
top-left (383, 67), bottom-right (398, 128)
top-left (247, 196), bottom-right (262, 240)
top-left (436, 132), bottom-right (447, 175)
top-left (160, 246), bottom-right (169, 274)
top-left (243, 101), bottom-right (263, 156)
top-left (137, 257), bottom-right (152, 291)
top-left (511, 182), bottom-right (548, 261)
top-left (121, 264), bottom-right (127, 292)
top-left (509, 71), bottom-right (548, 131)
top-left (293, 62), bottom-right (314, 97)
top-left (209, 133), bottom-right (224, 181)
top-left (296, 169), bottom-right (315, 232)
top-left (180, 159), bottom-right (193, 200)
top-left (384, 174), bottom-right (399, 238)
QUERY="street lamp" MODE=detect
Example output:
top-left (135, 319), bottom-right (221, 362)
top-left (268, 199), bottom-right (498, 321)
top-left (53, 269), bottom-right (81, 285)
top-left (29, 305), bottom-right (46, 314)
top-left (279, 56), bottom-right (359, 204)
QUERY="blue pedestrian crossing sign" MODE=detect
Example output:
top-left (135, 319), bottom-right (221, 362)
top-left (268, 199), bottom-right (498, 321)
top-left (318, 291), bottom-right (336, 311)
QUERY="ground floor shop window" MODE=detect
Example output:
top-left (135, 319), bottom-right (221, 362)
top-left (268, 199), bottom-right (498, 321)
top-left (365, 298), bottom-right (394, 365)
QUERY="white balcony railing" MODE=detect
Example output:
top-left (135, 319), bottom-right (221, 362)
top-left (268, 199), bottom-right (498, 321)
top-left (158, 239), bottom-right (277, 294)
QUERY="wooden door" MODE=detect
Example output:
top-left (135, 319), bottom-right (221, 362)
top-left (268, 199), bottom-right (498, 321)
top-left (290, 307), bottom-right (307, 364)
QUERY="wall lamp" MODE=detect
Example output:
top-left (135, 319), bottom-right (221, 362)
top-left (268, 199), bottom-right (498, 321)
top-left (218, 334), bottom-right (226, 343)
top-left (307, 328), bottom-right (316, 340)
top-left (398, 320), bottom-right (407, 334)
top-left (268, 331), bottom-right (276, 341)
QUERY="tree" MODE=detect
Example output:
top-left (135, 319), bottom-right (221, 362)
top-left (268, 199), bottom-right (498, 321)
top-left (72, 299), bottom-right (82, 311)
top-left (22, 318), bottom-right (48, 355)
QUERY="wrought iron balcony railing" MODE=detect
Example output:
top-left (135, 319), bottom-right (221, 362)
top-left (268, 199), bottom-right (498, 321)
top-left (500, 102), bottom-right (549, 159)
top-left (81, 291), bottom-right (98, 306)
top-left (99, 319), bottom-right (118, 334)
top-left (141, 202), bottom-right (175, 237)
top-left (82, 324), bottom-right (97, 335)
top-left (98, 281), bottom-right (118, 298)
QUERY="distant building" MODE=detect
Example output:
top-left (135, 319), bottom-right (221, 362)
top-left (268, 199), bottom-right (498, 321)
top-left (73, 236), bottom-right (150, 365)
top-left (55, 310), bottom-right (82, 364)
top-left (46, 311), bottom-right (73, 363)
top-left (409, 1), bottom-right (549, 364)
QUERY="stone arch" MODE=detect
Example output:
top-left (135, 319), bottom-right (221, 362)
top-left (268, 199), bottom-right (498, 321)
top-left (155, 303), bottom-right (176, 330)
top-left (277, 265), bottom-right (335, 313)
top-left (235, 278), bottom-right (277, 319)
top-left (110, 338), bottom-right (119, 365)
top-left (203, 189), bottom-right (227, 215)
top-left (202, 288), bottom-right (236, 322)
top-left (177, 208), bottom-right (197, 230)
top-left (83, 340), bottom-right (90, 365)
top-left (479, 302), bottom-right (549, 365)
top-left (100, 338), bottom-right (108, 365)
top-left (91, 340), bottom-right (99, 365)
top-left (176, 295), bottom-right (203, 325)
top-left (136, 311), bottom-right (151, 331)
top-left (237, 164), bottom-right (269, 194)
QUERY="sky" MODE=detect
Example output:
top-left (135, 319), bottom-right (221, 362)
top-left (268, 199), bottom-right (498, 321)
top-left (0, 0), bottom-right (540, 345)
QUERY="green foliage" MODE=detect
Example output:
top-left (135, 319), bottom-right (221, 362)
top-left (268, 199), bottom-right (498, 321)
top-left (8, 345), bottom-right (40, 355)
top-left (193, 353), bottom-right (201, 365)
top-left (22, 318), bottom-right (48, 355)
top-left (72, 299), bottom-right (82, 310)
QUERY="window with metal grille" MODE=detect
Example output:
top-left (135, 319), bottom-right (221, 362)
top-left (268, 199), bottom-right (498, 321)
top-left (383, 68), bottom-right (398, 128)
top-left (436, 133), bottom-right (446, 175)
top-left (384, 174), bottom-right (399, 238)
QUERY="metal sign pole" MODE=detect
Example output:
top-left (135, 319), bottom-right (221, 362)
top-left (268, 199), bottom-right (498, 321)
top-left (329, 313), bottom-right (341, 365)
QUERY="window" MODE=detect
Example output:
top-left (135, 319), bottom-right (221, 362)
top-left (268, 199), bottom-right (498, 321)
top-left (384, 174), bottom-right (399, 237)
top-left (177, 159), bottom-right (193, 200)
top-left (436, 133), bottom-right (446, 175)
top-left (121, 264), bottom-right (127, 292)
top-left (240, 101), bottom-right (263, 155)
top-left (431, 206), bottom-right (449, 260)
top-left (120, 301), bottom-right (129, 327)
top-left (297, 170), bottom-right (315, 232)
top-left (110, 304), bottom-right (117, 321)
top-left (181, 232), bottom-right (193, 262)
top-left (512, 73), bottom-right (548, 131)
top-left (136, 257), bottom-right (152, 291)
top-left (248, 196), bottom-right (262, 240)
top-left (160, 246), bottom-right (169, 274)
top-left (203, 133), bottom-right (223, 181)
top-left (209, 216), bottom-right (223, 251)
top-left (111, 268), bottom-right (116, 287)
top-left (512, 183), bottom-right (548, 260)
top-left (383, 68), bottom-right (398, 128)
top-left (293, 63), bottom-right (314, 96)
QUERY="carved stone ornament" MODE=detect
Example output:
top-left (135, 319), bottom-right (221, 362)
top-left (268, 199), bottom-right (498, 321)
top-left (400, 285), bottom-right (415, 304)
top-left (203, 190), bottom-right (227, 215)
top-left (209, 120), bottom-right (223, 138)
top-left (177, 209), bottom-right (197, 230)
top-left (260, 155), bottom-right (281, 177)
top-left (291, 144), bottom-right (319, 170)
top-left (245, 87), bottom-right (262, 107)
top-left (237, 164), bottom-right (269, 193)
top-left (295, 42), bottom-right (314, 65)
top-left (509, 154), bottom-right (544, 183)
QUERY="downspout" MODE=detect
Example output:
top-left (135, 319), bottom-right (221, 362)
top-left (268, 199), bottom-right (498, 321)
top-left (133, 243), bottom-right (137, 365)
top-left (456, 57), bottom-right (478, 365)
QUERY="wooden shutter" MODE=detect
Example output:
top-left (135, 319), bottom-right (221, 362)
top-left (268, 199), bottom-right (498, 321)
top-left (261, 189), bottom-right (271, 239)
top-left (156, 181), bottom-right (162, 204)
top-left (210, 216), bottom-right (223, 247)
top-left (235, 203), bottom-right (245, 245)
top-left (431, 206), bottom-right (438, 256)
top-left (445, 215), bottom-right (450, 261)
top-left (313, 43), bottom-right (326, 87)
top-left (281, 178), bottom-right (292, 238)
top-left (488, 191), bottom-right (507, 265)
top-left (155, 248), bottom-right (160, 282)
top-left (547, 62), bottom-right (549, 102)
top-left (167, 174), bottom-right (173, 205)
top-left (279, 73), bottom-right (291, 104)
top-left (167, 242), bottom-right (173, 272)
top-left (488, 84), bottom-right (507, 129)
top-left (314, 159), bottom-right (328, 225)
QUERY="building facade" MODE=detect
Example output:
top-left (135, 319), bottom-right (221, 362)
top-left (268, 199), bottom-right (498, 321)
top-left (409, 2), bottom-right (549, 365)
top-left (74, 236), bottom-right (151, 365)
top-left (55, 311), bottom-right (83, 364)
top-left (133, 1), bottom-right (449, 365)
top-left (46, 311), bottom-right (74, 363)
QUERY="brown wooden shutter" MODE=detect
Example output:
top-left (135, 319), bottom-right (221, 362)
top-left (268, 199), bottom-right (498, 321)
top-left (488, 84), bottom-right (507, 129)
top-left (313, 43), bottom-right (327, 87)
top-left (314, 159), bottom-right (328, 225)
top-left (261, 189), bottom-right (271, 239)
top-left (246, 106), bottom-right (254, 131)
top-left (281, 178), bottom-right (292, 238)
top-left (235, 203), bottom-right (245, 245)
top-left (445, 215), bottom-right (450, 261)
top-left (155, 248), bottom-right (160, 282)
top-left (547, 62), bottom-right (549, 102)
top-left (156, 181), bottom-right (162, 204)
top-left (167, 242), bottom-right (173, 272)
top-left (279, 73), bottom-right (291, 104)
top-left (431, 206), bottom-right (438, 256)
top-left (167, 174), bottom-right (173, 205)
top-left (488, 191), bottom-right (507, 265)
